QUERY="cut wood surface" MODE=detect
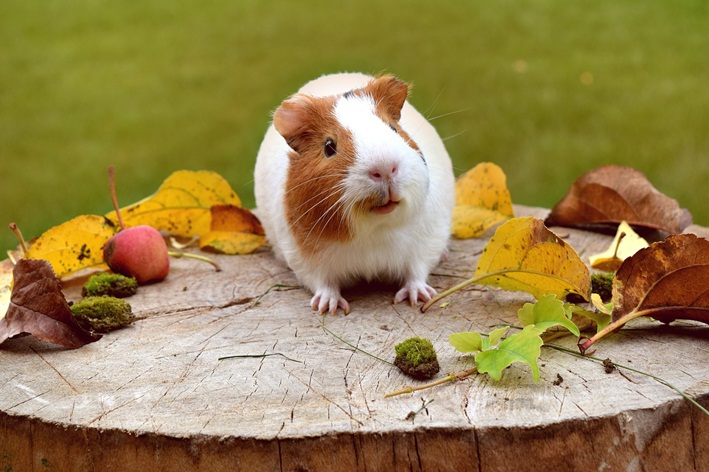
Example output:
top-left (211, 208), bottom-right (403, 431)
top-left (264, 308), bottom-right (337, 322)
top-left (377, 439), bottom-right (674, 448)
top-left (2, 206), bottom-right (709, 472)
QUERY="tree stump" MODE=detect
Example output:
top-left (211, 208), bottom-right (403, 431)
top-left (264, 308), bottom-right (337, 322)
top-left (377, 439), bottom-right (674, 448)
top-left (1, 206), bottom-right (708, 471)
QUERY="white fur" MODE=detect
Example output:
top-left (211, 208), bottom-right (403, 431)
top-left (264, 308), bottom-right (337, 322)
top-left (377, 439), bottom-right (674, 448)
top-left (254, 73), bottom-right (455, 314)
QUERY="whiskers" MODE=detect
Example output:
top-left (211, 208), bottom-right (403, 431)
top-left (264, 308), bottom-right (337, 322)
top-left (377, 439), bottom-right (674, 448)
top-left (287, 172), bottom-right (354, 248)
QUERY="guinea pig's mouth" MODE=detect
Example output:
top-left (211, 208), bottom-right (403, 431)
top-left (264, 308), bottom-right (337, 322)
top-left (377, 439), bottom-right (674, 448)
top-left (371, 200), bottom-right (399, 215)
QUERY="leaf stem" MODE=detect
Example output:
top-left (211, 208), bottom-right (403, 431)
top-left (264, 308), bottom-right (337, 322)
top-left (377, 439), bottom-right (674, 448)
top-left (218, 352), bottom-right (303, 363)
top-left (107, 166), bottom-right (125, 230)
top-left (577, 306), bottom-right (708, 354)
top-left (548, 343), bottom-right (709, 417)
top-left (8, 222), bottom-right (28, 255)
top-left (384, 368), bottom-right (478, 398)
top-left (249, 283), bottom-right (300, 309)
top-left (321, 316), bottom-right (394, 366)
top-left (422, 268), bottom-right (588, 313)
top-left (167, 250), bottom-right (222, 271)
top-left (422, 272), bottom-right (499, 312)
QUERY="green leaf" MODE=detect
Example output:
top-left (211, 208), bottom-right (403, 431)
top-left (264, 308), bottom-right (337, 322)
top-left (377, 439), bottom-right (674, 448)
top-left (449, 331), bottom-right (483, 353)
top-left (484, 326), bottom-right (510, 350)
top-left (449, 326), bottom-right (509, 353)
top-left (475, 325), bottom-right (543, 381)
top-left (517, 294), bottom-right (580, 337)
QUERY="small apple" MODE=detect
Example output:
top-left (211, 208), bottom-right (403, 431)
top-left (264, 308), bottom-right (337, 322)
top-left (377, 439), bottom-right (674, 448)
top-left (103, 167), bottom-right (170, 284)
top-left (103, 225), bottom-right (170, 284)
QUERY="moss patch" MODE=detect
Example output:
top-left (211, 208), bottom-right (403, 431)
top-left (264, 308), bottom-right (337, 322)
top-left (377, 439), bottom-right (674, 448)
top-left (394, 337), bottom-right (440, 380)
top-left (591, 272), bottom-right (614, 303)
top-left (71, 296), bottom-right (135, 333)
top-left (82, 272), bottom-right (138, 298)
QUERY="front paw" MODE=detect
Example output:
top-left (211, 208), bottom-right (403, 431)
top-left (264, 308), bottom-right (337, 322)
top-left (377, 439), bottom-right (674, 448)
top-left (311, 287), bottom-right (351, 315)
top-left (394, 281), bottom-right (437, 307)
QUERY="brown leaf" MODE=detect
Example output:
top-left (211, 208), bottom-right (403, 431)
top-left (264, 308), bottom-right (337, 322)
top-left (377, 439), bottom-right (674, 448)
top-left (0, 259), bottom-right (102, 348)
top-left (612, 234), bottom-right (709, 324)
top-left (579, 234), bottom-right (709, 353)
top-left (545, 165), bottom-right (692, 234)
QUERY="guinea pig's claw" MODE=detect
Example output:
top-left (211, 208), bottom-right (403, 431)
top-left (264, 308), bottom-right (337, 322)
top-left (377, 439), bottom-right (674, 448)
top-left (311, 291), bottom-right (350, 315)
top-left (394, 283), bottom-right (437, 307)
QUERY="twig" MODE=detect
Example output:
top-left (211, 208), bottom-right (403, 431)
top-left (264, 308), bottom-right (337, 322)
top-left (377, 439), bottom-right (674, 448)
top-left (421, 268), bottom-right (588, 312)
top-left (321, 315), bottom-right (393, 366)
top-left (249, 284), bottom-right (300, 309)
top-left (218, 352), bottom-right (303, 363)
top-left (384, 368), bottom-right (478, 398)
top-left (167, 250), bottom-right (222, 271)
top-left (547, 343), bottom-right (709, 417)
top-left (30, 346), bottom-right (80, 394)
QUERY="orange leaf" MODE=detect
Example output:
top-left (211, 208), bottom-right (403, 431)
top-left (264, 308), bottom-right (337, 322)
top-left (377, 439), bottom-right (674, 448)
top-left (199, 205), bottom-right (266, 254)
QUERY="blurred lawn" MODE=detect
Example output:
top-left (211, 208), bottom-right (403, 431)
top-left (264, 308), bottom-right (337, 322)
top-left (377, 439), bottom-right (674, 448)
top-left (1, 0), bottom-right (707, 252)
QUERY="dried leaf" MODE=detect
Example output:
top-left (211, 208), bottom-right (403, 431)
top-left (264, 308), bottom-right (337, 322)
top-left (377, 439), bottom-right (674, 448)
top-left (24, 215), bottom-right (118, 278)
top-left (589, 221), bottom-right (649, 271)
top-left (0, 259), bottom-right (101, 348)
top-left (545, 165), bottom-right (692, 234)
top-left (106, 170), bottom-right (242, 237)
top-left (579, 234), bottom-right (709, 353)
top-left (451, 162), bottom-right (514, 238)
top-left (199, 204), bottom-right (266, 254)
top-left (612, 234), bottom-right (709, 324)
top-left (473, 217), bottom-right (591, 301)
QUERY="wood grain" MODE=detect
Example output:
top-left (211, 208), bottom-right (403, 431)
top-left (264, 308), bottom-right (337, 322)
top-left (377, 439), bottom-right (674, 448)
top-left (1, 206), bottom-right (708, 471)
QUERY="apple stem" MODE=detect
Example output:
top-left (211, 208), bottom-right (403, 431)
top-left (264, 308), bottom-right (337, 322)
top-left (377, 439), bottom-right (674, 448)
top-left (167, 250), bottom-right (222, 272)
top-left (108, 166), bottom-right (126, 230)
top-left (8, 222), bottom-right (28, 255)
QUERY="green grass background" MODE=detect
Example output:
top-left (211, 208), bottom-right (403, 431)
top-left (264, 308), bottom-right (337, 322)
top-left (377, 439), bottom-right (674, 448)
top-left (1, 0), bottom-right (707, 252)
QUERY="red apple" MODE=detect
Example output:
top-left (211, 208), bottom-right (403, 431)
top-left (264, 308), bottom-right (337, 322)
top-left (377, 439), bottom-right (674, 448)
top-left (103, 225), bottom-right (170, 284)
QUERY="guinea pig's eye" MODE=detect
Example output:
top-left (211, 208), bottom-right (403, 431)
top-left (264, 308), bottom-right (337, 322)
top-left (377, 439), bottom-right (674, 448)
top-left (324, 138), bottom-right (337, 158)
top-left (389, 124), bottom-right (397, 133)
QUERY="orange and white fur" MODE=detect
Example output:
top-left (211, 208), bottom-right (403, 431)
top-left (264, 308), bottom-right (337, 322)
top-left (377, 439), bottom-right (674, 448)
top-left (254, 73), bottom-right (455, 314)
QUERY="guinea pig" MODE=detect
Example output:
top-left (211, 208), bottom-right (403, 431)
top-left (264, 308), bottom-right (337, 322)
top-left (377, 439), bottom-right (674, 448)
top-left (254, 73), bottom-right (455, 315)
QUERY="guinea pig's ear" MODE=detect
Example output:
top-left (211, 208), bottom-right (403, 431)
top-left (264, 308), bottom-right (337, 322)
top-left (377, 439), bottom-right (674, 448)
top-left (273, 94), bottom-right (313, 152)
top-left (366, 75), bottom-right (409, 123)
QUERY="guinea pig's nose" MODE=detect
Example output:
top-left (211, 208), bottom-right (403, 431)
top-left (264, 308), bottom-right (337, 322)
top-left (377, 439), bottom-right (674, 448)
top-left (369, 163), bottom-right (398, 182)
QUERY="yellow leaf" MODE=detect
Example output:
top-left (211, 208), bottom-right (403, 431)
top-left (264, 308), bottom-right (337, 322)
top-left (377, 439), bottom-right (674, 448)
top-left (200, 232), bottom-right (266, 255)
top-left (473, 217), bottom-right (591, 300)
top-left (589, 221), bottom-right (649, 272)
top-left (423, 217), bottom-right (592, 311)
top-left (106, 170), bottom-right (242, 237)
top-left (590, 293), bottom-right (612, 315)
top-left (24, 215), bottom-right (118, 278)
top-left (198, 204), bottom-right (266, 255)
top-left (452, 162), bottom-right (514, 238)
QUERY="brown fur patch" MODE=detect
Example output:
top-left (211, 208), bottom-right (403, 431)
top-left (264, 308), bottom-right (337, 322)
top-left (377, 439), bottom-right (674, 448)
top-left (349, 75), bottom-right (421, 153)
top-left (280, 95), bottom-right (355, 256)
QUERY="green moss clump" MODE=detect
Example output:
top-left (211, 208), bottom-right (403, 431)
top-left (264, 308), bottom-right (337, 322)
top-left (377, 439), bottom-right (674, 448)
top-left (70, 296), bottom-right (135, 333)
top-left (394, 337), bottom-right (440, 380)
top-left (591, 272), bottom-right (615, 303)
top-left (82, 272), bottom-right (138, 298)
